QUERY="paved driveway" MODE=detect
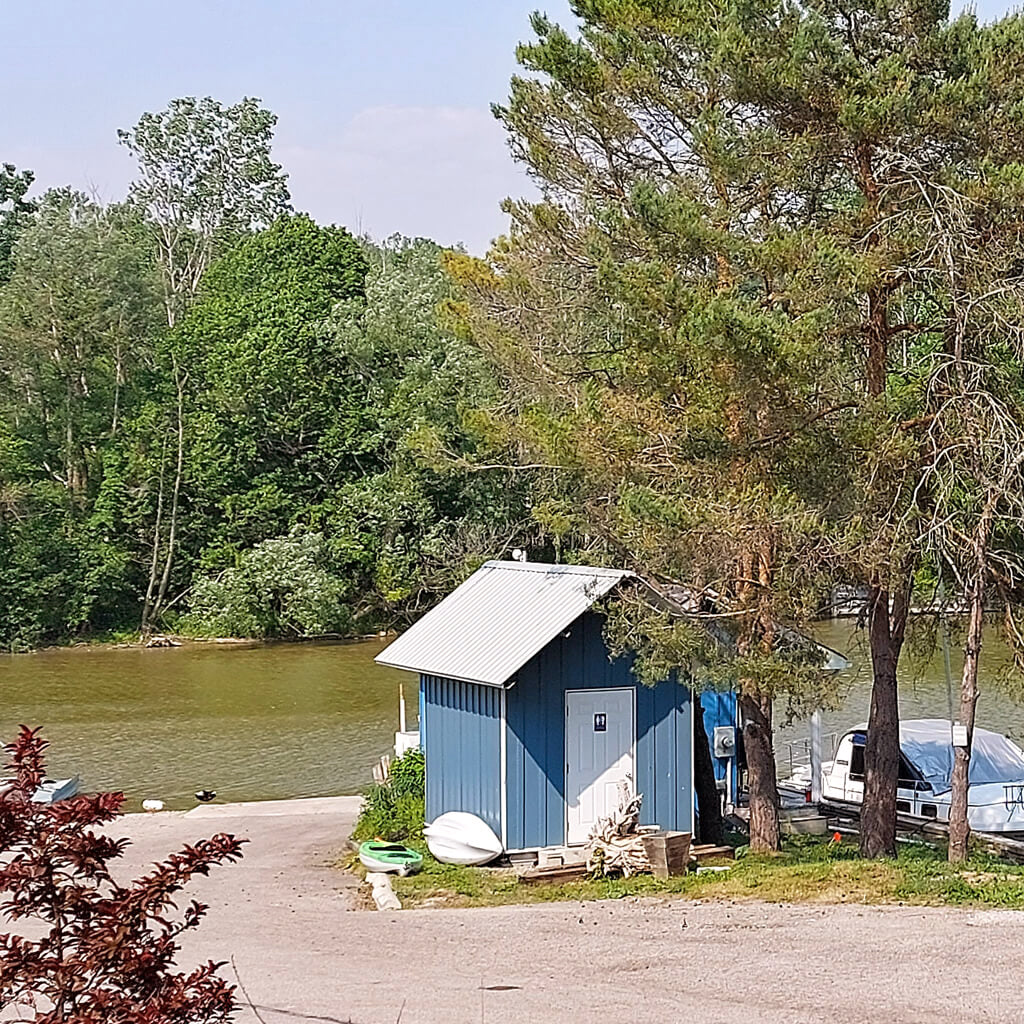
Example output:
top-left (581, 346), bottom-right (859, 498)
top-left (20, 798), bottom-right (1024, 1023)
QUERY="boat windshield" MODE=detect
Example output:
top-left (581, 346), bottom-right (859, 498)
top-left (899, 720), bottom-right (1024, 795)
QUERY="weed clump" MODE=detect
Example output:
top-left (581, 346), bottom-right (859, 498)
top-left (353, 747), bottom-right (425, 842)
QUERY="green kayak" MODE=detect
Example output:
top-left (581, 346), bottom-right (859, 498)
top-left (358, 840), bottom-right (423, 876)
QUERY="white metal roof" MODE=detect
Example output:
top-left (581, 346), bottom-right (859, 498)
top-left (374, 560), bottom-right (632, 687)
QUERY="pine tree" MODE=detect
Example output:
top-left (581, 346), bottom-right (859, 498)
top-left (454, 0), bottom-right (1024, 854)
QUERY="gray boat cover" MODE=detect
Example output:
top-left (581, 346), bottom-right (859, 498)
top-left (899, 719), bottom-right (1024, 795)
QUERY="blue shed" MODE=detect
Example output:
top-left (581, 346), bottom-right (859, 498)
top-left (376, 560), bottom-right (704, 852)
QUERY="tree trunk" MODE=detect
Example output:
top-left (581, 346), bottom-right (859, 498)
top-left (151, 362), bottom-right (186, 621)
top-left (739, 691), bottom-right (779, 853)
top-left (693, 699), bottom-right (724, 845)
top-left (949, 500), bottom-right (994, 863)
top-left (141, 435), bottom-right (168, 635)
top-left (948, 581), bottom-right (984, 863)
top-left (860, 582), bottom-right (910, 858)
top-left (855, 138), bottom-right (912, 860)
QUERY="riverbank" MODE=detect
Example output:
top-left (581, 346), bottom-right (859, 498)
top-left (108, 797), bottom-right (1024, 1024)
top-left (12, 628), bottom-right (394, 656)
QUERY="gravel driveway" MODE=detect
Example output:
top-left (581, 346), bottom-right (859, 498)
top-left (40, 798), bottom-right (1024, 1023)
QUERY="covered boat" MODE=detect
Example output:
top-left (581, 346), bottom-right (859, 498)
top-left (819, 719), bottom-right (1024, 835)
top-left (424, 811), bottom-right (503, 865)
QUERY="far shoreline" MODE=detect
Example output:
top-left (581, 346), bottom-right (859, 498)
top-left (0, 629), bottom-right (397, 658)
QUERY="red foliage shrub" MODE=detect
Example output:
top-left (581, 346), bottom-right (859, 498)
top-left (0, 726), bottom-right (247, 1022)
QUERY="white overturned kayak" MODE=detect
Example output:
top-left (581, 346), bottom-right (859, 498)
top-left (424, 812), bottom-right (503, 865)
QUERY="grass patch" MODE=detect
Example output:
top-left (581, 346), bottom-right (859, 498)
top-left (352, 835), bottom-right (1024, 910)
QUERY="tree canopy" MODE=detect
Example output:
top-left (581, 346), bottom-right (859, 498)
top-left (0, 163), bottom-right (35, 283)
top-left (447, 0), bottom-right (1024, 852)
top-left (5, 36), bottom-right (1024, 863)
top-left (0, 111), bottom-right (530, 649)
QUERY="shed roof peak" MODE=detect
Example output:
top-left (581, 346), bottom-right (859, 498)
top-left (482, 559), bottom-right (633, 577)
top-left (375, 559), bottom-right (632, 687)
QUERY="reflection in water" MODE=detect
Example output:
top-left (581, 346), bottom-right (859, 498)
top-left (0, 639), bottom-right (411, 810)
top-left (774, 621), bottom-right (1024, 773)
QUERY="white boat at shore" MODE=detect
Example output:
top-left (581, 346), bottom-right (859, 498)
top-left (789, 719), bottom-right (1024, 835)
top-left (424, 811), bottom-right (503, 865)
top-left (0, 775), bottom-right (80, 804)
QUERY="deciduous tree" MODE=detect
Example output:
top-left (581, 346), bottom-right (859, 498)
top-left (0, 163), bottom-right (35, 283)
top-left (119, 96), bottom-right (291, 328)
top-left (906, 163), bottom-right (1024, 863)
top-left (120, 96), bottom-right (291, 632)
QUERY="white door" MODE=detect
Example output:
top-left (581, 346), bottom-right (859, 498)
top-left (565, 688), bottom-right (635, 845)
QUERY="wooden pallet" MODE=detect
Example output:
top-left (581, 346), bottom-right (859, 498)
top-left (516, 843), bottom-right (737, 883)
top-left (516, 862), bottom-right (589, 885)
top-left (690, 843), bottom-right (735, 862)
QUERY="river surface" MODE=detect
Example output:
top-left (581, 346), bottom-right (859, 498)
top-left (0, 639), bottom-right (409, 810)
top-left (2, 623), bottom-right (1023, 811)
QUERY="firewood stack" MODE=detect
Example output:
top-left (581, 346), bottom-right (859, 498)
top-left (586, 783), bottom-right (652, 877)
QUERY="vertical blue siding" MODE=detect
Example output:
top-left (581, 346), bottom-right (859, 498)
top-left (506, 611), bottom-right (693, 850)
top-left (420, 675), bottom-right (501, 836)
top-left (701, 690), bottom-right (739, 796)
top-left (636, 677), bottom-right (695, 843)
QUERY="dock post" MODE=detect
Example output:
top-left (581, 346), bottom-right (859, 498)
top-left (810, 709), bottom-right (822, 805)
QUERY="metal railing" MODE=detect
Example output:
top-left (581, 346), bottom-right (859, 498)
top-left (781, 732), bottom-right (840, 779)
top-left (1005, 783), bottom-right (1024, 813)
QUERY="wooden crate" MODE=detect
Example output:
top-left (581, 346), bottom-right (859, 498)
top-left (641, 830), bottom-right (692, 879)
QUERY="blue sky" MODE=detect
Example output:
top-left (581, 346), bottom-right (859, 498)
top-left (1, 1), bottom-right (1013, 254)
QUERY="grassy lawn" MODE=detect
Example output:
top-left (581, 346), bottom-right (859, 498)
top-left (347, 835), bottom-right (1024, 910)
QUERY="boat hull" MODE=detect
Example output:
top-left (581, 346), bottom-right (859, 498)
top-left (1, 776), bottom-right (80, 804)
top-left (358, 841), bottom-right (423, 877)
top-left (424, 811), bottom-right (503, 866)
top-left (788, 721), bottom-right (1024, 837)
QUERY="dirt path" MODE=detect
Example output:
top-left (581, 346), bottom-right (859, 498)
top-left (60, 799), bottom-right (1024, 1023)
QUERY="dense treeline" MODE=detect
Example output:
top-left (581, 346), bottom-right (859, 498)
top-left (0, 100), bottom-right (534, 649)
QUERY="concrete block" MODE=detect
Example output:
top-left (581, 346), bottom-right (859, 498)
top-left (780, 814), bottom-right (828, 836)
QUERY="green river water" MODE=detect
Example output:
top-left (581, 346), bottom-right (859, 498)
top-left (2, 622), bottom-right (1023, 811)
top-left (0, 639), bottom-right (409, 810)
